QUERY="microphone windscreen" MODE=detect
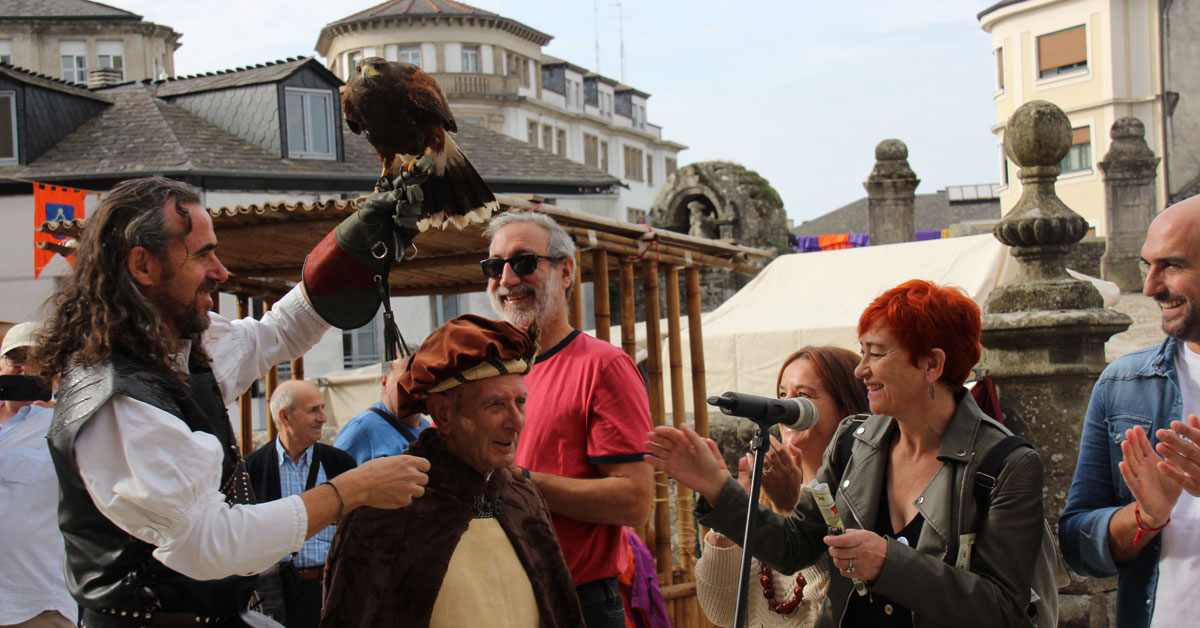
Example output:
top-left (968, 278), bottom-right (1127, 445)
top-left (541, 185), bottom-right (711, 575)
top-left (783, 397), bottom-right (819, 431)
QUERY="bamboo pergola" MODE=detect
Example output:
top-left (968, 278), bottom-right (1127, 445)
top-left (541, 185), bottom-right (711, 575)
top-left (41, 194), bottom-right (773, 628)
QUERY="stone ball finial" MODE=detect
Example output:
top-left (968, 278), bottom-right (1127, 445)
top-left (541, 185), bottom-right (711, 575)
top-left (869, 139), bottom-right (917, 181)
top-left (875, 139), bottom-right (908, 161)
top-left (1111, 117), bottom-right (1145, 141)
top-left (1004, 100), bottom-right (1072, 168)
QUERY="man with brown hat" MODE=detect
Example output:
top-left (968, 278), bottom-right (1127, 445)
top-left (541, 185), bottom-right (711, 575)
top-left (320, 314), bottom-right (583, 628)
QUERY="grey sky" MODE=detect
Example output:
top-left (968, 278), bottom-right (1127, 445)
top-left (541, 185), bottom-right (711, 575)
top-left (118, 0), bottom-right (1000, 226)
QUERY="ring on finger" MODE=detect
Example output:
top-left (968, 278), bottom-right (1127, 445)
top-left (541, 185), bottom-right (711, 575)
top-left (846, 558), bottom-right (855, 574)
top-left (764, 464), bottom-right (774, 475)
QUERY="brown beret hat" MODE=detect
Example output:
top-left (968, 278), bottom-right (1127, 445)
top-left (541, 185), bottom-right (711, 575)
top-left (394, 314), bottom-right (537, 417)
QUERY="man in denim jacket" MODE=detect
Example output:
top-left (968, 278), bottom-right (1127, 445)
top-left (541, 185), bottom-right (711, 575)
top-left (1060, 194), bottom-right (1200, 627)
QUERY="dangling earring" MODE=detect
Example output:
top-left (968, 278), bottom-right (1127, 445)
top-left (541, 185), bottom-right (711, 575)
top-left (928, 385), bottom-right (935, 400)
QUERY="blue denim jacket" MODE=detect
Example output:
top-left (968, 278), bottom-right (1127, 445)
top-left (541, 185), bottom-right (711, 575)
top-left (1059, 336), bottom-right (1181, 628)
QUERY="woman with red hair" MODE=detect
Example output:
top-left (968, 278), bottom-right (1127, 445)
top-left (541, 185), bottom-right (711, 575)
top-left (647, 280), bottom-right (1046, 627)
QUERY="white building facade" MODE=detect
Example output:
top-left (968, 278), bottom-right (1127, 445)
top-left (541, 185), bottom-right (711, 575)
top-left (316, 0), bottom-right (685, 224)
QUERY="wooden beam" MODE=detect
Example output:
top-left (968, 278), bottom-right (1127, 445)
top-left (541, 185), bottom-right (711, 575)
top-left (664, 265), bottom-right (698, 588)
top-left (237, 295), bottom-right (253, 455)
top-left (592, 250), bottom-right (610, 343)
top-left (264, 298), bottom-right (279, 443)
top-left (291, 356), bottom-right (304, 380)
top-left (687, 268), bottom-right (710, 439)
top-left (642, 260), bottom-right (671, 583)
top-left (569, 248), bottom-right (583, 330)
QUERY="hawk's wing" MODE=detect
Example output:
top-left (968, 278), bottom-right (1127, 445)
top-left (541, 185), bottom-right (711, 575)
top-left (400, 65), bottom-right (458, 134)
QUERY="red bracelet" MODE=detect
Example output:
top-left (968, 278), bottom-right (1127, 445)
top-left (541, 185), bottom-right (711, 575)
top-left (1134, 502), bottom-right (1170, 546)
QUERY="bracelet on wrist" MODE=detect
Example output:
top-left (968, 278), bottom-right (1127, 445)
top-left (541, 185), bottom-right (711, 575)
top-left (1134, 502), bottom-right (1170, 546)
top-left (322, 480), bottom-right (345, 520)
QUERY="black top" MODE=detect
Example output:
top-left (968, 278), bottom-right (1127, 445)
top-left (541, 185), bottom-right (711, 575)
top-left (841, 483), bottom-right (922, 628)
top-left (245, 439), bottom-right (357, 503)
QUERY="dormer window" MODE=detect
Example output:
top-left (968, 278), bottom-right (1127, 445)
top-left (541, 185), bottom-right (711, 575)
top-left (285, 87), bottom-right (336, 160)
top-left (0, 91), bottom-right (16, 164)
top-left (0, 40), bottom-right (11, 65)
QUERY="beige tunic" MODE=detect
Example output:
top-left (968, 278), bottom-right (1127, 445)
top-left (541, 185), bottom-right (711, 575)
top-left (430, 517), bottom-right (540, 628)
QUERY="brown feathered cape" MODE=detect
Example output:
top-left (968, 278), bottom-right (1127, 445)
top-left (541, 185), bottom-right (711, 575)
top-left (319, 429), bottom-right (584, 627)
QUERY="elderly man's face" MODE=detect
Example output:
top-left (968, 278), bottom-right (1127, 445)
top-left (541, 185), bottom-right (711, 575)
top-left (381, 356), bottom-right (410, 417)
top-left (280, 383), bottom-right (327, 450)
top-left (435, 374), bottom-right (526, 475)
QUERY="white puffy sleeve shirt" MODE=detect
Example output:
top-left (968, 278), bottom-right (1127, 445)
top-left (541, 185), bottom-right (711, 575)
top-left (74, 286), bottom-right (329, 581)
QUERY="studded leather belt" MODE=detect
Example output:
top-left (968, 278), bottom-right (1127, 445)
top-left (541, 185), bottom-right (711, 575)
top-left (81, 608), bottom-right (242, 627)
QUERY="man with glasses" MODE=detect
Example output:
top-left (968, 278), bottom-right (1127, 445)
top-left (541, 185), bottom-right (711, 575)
top-left (482, 212), bottom-right (652, 628)
top-left (0, 323), bottom-right (76, 628)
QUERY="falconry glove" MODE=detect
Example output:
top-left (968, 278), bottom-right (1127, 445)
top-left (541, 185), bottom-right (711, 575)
top-left (302, 177), bottom-right (425, 330)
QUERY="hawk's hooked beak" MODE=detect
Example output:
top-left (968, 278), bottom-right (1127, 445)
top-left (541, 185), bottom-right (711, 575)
top-left (362, 65), bottom-right (381, 81)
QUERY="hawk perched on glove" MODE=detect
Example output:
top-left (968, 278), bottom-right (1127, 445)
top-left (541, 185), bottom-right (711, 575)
top-left (343, 56), bottom-right (498, 229)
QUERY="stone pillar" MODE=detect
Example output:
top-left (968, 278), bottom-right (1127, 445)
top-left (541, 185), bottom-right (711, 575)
top-left (863, 139), bottom-right (919, 245)
top-left (982, 101), bottom-right (1131, 628)
top-left (1099, 117), bottom-right (1160, 292)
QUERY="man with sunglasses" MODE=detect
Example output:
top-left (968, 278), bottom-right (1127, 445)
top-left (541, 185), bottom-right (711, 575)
top-left (483, 212), bottom-right (653, 628)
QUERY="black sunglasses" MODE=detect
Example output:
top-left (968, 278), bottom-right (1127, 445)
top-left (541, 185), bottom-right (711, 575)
top-left (480, 254), bottom-right (563, 279)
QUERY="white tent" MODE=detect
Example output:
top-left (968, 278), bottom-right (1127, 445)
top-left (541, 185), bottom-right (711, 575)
top-left (665, 233), bottom-right (1020, 414)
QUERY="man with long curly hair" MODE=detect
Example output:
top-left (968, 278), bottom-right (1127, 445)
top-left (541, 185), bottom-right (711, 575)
top-left (30, 177), bottom-right (430, 627)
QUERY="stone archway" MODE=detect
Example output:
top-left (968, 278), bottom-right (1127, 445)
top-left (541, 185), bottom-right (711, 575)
top-left (650, 162), bottom-right (789, 310)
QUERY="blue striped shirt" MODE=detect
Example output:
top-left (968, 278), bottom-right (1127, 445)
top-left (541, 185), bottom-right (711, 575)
top-left (275, 440), bottom-right (333, 568)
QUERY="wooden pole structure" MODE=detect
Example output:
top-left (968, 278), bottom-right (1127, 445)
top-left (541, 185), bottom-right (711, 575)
top-left (642, 260), bottom-right (671, 584)
top-left (291, 356), bottom-right (304, 380)
top-left (665, 265), bottom-right (699, 627)
top-left (618, 259), bottom-right (649, 545)
top-left (688, 267), bottom-right (717, 628)
top-left (568, 248), bottom-right (583, 330)
top-left (236, 294), bottom-right (253, 455)
top-left (686, 268), bottom-right (710, 439)
top-left (592, 250), bottom-right (611, 343)
top-left (263, 298), bottom-right (279, 442)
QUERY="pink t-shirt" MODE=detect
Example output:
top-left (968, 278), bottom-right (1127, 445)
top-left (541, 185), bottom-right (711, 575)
top-left (516, 330), bottom-right (651, 585)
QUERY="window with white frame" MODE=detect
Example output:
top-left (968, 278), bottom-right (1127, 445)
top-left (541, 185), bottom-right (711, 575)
top-left (97, 40), bottom-right (125, 80)
top-left (60, 41), bottom-right (87, 84)
top-left (556, 129), bottom-right (566, 157)
top-left (462, 45), bottom-right (479, 73)
top-left (542, 124), bottom-right (552, 151)
top-left (0, 91), bottom-right (16, 164)
top-left (285, 88), bottom-right (336, 159)
top-left (665, 157), bottom-right (677, 177)
top-left (386, 44), bottom-right (421, 67)
top-left (994, 47), bottom-right (1004, 91)
top-left (1059, 127), bottom-right (1091, 173)
top-left (342, 313), bottom-right (381, 369)
top-left (527, 120), bottom-right (538, 144)
top-left (584, 133), bottom-right (599, 168)
top-left (600, 140), bottom-right (609, 171)
top-left (624, 145), bottom-right (644, 181)
top-left (1038, 25), bottom-right (1086, 79)
top-left (153, 57), bottom-right (166, 80)
top-left (646, 154), bottom-right (653, 186)
top-left (0, 39), bottom-right (11, 65)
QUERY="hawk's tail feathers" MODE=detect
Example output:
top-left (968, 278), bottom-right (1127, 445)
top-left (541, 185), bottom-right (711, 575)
top-left (422, 136), bottom-right (499, 230)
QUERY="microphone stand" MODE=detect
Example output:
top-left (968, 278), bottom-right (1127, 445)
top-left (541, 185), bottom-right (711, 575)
top-left (733, 423), bottom-right (771, 628)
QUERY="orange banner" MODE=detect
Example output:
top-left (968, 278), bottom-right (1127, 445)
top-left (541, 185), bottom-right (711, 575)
top-left (33, 183), bottom-right (86, 278)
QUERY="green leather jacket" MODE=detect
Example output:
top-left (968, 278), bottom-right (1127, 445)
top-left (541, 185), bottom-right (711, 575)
top-left (697, 391), bottom-right (1044, 628)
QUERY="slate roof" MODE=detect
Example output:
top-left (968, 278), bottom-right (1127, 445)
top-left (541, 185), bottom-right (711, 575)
top-left (0, 0), bottom-right (140, 19)
top-left (792, 191), bottom-right (1001, 237)
top-left (0, 62), bottom-right (110, 103)
top-left (320, 0), bottom-right (552, 49)
top-left (0, 63), bottom-right (619, 192)
top-left (154, 58), bottom-right (337, 98)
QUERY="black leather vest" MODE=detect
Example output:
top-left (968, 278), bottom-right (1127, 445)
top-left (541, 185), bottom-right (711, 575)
top-left (49, 354), bottom-right (257, 614)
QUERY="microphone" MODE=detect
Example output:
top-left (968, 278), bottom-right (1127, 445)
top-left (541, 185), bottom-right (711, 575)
top-left (706, 392), bottom-right (819, 431)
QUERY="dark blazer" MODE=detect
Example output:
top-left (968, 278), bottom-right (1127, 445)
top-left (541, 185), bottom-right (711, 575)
top-left (245, 439), bottom-right (357, 503)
